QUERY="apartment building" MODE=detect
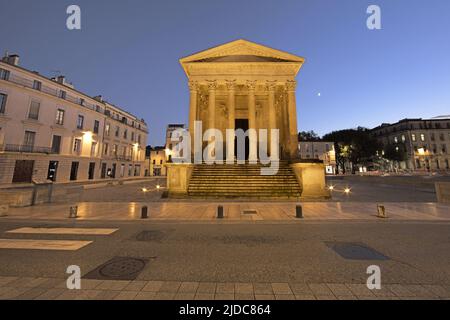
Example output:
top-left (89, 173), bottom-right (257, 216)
top-left (147, 146), bottom-right (167, 176)
top-left (371, 116), bottom-right (450, 171)
top-left (0, 54), bottom-right (148, 185)
top-left (298, 141), bottom-right (336, 174)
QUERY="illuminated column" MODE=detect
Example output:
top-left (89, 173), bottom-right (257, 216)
top-left (226, 80), bottom-right (236, 162)
top-left (188, 80), bottom-right (198, 158)
top-left (207, 80), bottom-right (217, 130)
top-left (286, 80), bottom-right (298, 159)
top-left (247, 80), bottom-right (257, 162)
top-left (266, 80), bottom-right (277, 156)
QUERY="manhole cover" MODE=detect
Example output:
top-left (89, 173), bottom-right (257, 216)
top-left (134, 230), bottom-right (170, 242)
top-left (326, 242), bottom-right (389, 261)
top-left (84, 257), bottom-right (148, 280)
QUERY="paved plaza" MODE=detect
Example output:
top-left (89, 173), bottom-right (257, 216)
top-left (1, 177), bottom-right (450, 300)
top-left (4, 201), bottom-right (450, 221)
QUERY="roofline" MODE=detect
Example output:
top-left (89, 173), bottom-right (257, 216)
top-left (179, 39), bottom-right (305, 65)
top-left (0, 60), bottom-right (146, 124)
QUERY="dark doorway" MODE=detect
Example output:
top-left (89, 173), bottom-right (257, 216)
top-left (88, 162), bottom-right (96, 180)
top-left (12, 160), bottom-right (34, 183)
top-left (70, 162), bottom-right (79, 181)
top-left (101, 163), bottom-right (107, 179)
top-left (235, 119), bottom-right (249, 160)
top-left (47, 161), bottom-right (59, 182)
top-left (111, 164), bottom-right (117, 178)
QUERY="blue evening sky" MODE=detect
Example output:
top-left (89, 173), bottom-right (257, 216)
top-left (1, 0), bottom-right (449, 145)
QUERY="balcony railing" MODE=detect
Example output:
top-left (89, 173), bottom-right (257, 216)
top-left (1, 144), bottom-right (58, 154)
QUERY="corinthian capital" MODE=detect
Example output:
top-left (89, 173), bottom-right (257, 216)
top-left (206, 80), bottom-right (218, 91)
top-left (225, 80), bottom-right (237, 91)
top-left (285, 80), bottom-right (297, 92)
top-left (266, 80), bottom-right (277, 91)
top-left (246, 80), bottom-right (257, 91)
top-left (188, 80), bottom-right (199, 91)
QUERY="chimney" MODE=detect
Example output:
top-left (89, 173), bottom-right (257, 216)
top-left (2, 54), bottom-right (20, 66)
top-left (94, 95), bottom-right (103, 102)
top-left (57, 75), bottom-right (66, 85)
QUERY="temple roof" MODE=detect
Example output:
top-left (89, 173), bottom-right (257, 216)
top-left (180, 39), bottom-right (305, 65)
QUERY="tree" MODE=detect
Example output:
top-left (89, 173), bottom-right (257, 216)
top-left (383, 143), bottom-right (407, 163)
top-left (298, 130), bottom-right (320, 141)
top-left (323, 127), bottom-right (381, 174)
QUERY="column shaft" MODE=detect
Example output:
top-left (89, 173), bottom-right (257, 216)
top-left (267, 81), bottom-right (277, 156)
top-left (286, 80), bottom-right (298, 159)
top-left (226, 80), bottom-right (236, 162)
top-left (247, 80), bottom-right (257, 162)
top-left (188, 81), bottom-right (198, 158)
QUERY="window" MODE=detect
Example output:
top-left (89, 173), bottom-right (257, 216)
top-left (32, 80), bottom-right (42, 91)
top-left (73, 138), bottom-right (82, 153)
top-left (79, 98), bottom-right (85, 106)
top-left (431, 133), bottom-right (435, 141)
top-left (94, 120), bottom-right (100, 134)
top-left (51, 135), bottom-right (61, 153)
top-left (70, 162), bottom-right (79, 181)
top-left (77, 115), bottom-right (84, 129)
top-left (401, 135), bottom-right (406, 143)
top-left (28, 101), bottom-right (40, 120)
top-left (0, 68), bottom-right (10, 81)
top-left (128, 164), bottom-right (133, 176)
top-left (115, 126), bottom-right (119, 137)
top-left (138, 134), bottom-right (141, 144)
top-left (47, 161), bottom-right (59, 182)
top-left (59, 90), bottom-right (66, 99)
top-left (113, 144), bottom-right (118, 156)
top-left (55, 109), bottom-right (65, 125)
top-left (91, 142), bottom-right (97, 156)
top-left (131, 132), bottom-right (135, 142)
top-left (0, 93), bottom-right (7, 114)
top-left (420, 134), bottom-right (425, 142)
top-left (411, 134), bottom-right (416, 142)
top-left (104, 143), bottom-right (109, 155)
top-left (23, 131), bottom-right (36, 147)
top-left (124, 129), bottom-right (128, 139)
top-left (153, 160), bottom-right (156, 165)
top-left (105, 123), bottom-right (110, 136)
top-left (160, 160), bottom-right (163, 165)
top-left (394, 137), bottom-right (398, 143)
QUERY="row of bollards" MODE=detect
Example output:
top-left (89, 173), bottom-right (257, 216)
top-left (215, 205), bottom-right (304, 219)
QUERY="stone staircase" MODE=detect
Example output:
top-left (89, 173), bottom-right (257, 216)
top-left (187, 161), bottom-right (302, 199)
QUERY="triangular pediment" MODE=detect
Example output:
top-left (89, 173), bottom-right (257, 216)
top-left (180, 39), bottom-right (305, 64)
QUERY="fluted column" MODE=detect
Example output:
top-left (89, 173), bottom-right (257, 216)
top-left (247, 80), bottom-right (258, 162)
top-left (226, 80), bottom-right (236, 162)
top-left (267, 80), bottom-right (277, 156)
top-left (286, 80), bottom-right (298, 159)
top-left (188, 80), bottom-right (198, 158)
top-left (207, 80), bottom-right (217, 130)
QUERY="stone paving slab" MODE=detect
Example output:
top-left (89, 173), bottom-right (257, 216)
top-left (4, 202), bottom-right (450, 222)
top-left (0, 277), bottom-right (449, 300)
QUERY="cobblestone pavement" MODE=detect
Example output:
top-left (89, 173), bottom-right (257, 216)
top-left (5, 201), bottom-right (450, 221)
top-left (1, 277), bottom-right (449, 300)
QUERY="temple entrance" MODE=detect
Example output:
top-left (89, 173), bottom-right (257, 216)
top-left (235, 119), bottom-right (249, 160)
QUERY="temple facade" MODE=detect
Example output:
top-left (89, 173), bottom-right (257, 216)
top-left (167, 40), bottom-right (329, 199)
top-left (180, 39), bottom-right (304, 161)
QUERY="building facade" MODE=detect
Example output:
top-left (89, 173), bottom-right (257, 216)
top-left (298, 141), bottom-right (336, 174)
top-left (371, 116), bottom-right (450, 172)
top-left (0, 54), bottom-right (148, 185)
top-left (180, 39), bottom-right (304, 161)
top-left (147, 146), bottom-right (167, 176)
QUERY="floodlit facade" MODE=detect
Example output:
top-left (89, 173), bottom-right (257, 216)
top-left (0, 54), bottom-right (148, 185)
top-left (371, 116), bottom-right (450, 171)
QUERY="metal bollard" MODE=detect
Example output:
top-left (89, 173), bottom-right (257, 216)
top-left (217, 205), bottom-right (224, 219)
top-left (141, 206), bottom-right (148, 219)
top-left (377, 204), bottom-right (387, 218)
top-left (69, 206), bottom-right (78, 219)
top-left (296, 205), bottom-right (303, 219)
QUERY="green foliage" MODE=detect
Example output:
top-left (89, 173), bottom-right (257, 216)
top-left (383, 143), bottom-right (407, 162)
top-left (298, 130), bottom-right (320, 141)
top-left (323, 127), bottom-right (381, 173)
